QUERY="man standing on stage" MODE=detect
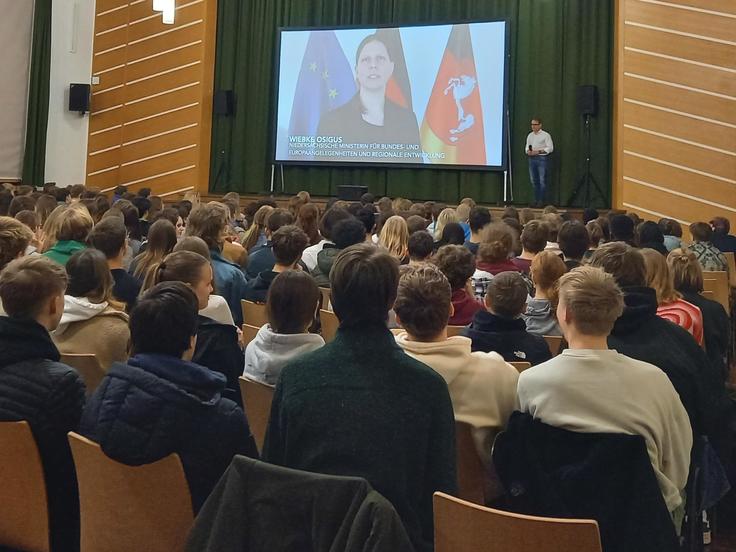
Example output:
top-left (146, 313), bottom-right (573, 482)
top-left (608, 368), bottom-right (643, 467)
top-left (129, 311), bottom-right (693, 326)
top-left (526, 118), bottom-right (554, 206)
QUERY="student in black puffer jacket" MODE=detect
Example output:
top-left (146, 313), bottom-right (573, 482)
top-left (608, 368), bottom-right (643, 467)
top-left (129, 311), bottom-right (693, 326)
top-left (80, 282), bottom-right (258, 512)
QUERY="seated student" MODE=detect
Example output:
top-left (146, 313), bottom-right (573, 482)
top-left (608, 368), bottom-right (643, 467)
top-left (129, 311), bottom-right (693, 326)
top-left (174, 236), bottom-right (234, 326)
top-left (541, 213), bottom-right (563, 255)
top-left (53, 249), bottom-right (130, 370)
top-left (301, 207), bottom-right (349, 271)
top-left (245, 225), bottom-right (310, 303)
top-left (669, 249), bottom-right (730, 378)
top-left (641, 248), bottom-right (704, 346)
top-left (393, 264), bottom-right (518, 477)
top-left (710, 216), bottom-right (736, 254)
top-left (241, 204), bottom-right (274, 252)
top-left (42, 205), bottom-right (93, 266)
top-left (264, 244), bottom-right (457, 551)
top-left (406, 214), bottom-right (429, 235)
top-left (511, 219), bottom-right (547, 274)
top-left (244, 271), bottom-right (324, 385)
top-left (15, 209), bottom-right (41, 253)
top-left (408, 230), bottom-right (434, 265)
top-left (659, 218), bottom-right (683, 252)
top-left (609, 214), bottom-right (636, 246)
top-left (472, 222), bottom-right (520, 301)
top-left (517, 266), bottom-right (692, 513)
top-left (464, 207), bottom-right (492, 255)
top-left (129, 218), bottom-right (177, 281)
top-left (524, 250), bottom-right (566, 337)
top-left (142, 251), bottom-right (244, 401)
top-left (245, 208), bottom-right (295, 279)
top-left (558, 220), bottom-right (589, 270)
top-left (80, 282), bottom-right (258, 512)
top-left (588, 242), bottom-right (735, 464)
top-left (379, 215), bottom-right (410, 263)
top-left (0, 216), bottom-right (34, 314)
top-left (687, 222), bottom-right (728, 272)
top-left (0, 256), bottom-right (86, 551)
top-left (636, 221), bottom-right (668, 256)
top-left (463, 271), bottom-right (552, 365)
top-left (456, 203), bottom-right (472, 242)
top-left (584, 220), bottom-right (604, 260)
top-left (434, 245), bottom-right (484, 326)
top-left (88, 216), bottom-right (142, 312)
top-left (186, 203), bottom-right (248, 326)
top-left (311, 217), bottom-right (366, 287)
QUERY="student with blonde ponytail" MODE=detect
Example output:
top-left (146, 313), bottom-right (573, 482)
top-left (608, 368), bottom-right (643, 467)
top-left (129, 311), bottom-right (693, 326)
top-left (379, 215), bottom-right (409, 263)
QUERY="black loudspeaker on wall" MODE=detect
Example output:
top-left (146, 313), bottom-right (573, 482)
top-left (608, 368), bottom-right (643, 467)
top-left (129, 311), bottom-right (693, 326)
top-left (576, 85), bottom-right (598, 117)
top-left (213, 90), bottom-right (235, 116)
top-left (69, 84), bottom-right (91, 113)
top-left (337, 185), bottom-right (368, 201)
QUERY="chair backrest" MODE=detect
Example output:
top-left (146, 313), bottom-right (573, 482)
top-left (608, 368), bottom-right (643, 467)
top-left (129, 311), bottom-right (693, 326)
top-left (242, 323), bottom-right (260, 347)
top-left (447, 325), bottom-right (465, 337)
top-left (433, 492), bottom-right (602, 552)
top-left (454, 421), bottom-right (487, 505)
top-left (238, 376), bottom-right (275, 454)
top-left (723, 252), bottom-right (736, 288)
top-left (60, 353), bottom-right (105, 395)
top-left (0, 421), bottom-right (50, 552)
top-left (319, 287), bottom-right (331, 310)
top-left (543, 335), bottom-right (563, 356)
top-left (68, 432), bottom-right (193, 552)
top-left (320, 309), bottom-right (339, 342)
top-left (241, 300), bottom-right (269, 327)
top-left (702, 271), bottom-right (729, 312)
top-left (510, 361), bottom-right (532, 373)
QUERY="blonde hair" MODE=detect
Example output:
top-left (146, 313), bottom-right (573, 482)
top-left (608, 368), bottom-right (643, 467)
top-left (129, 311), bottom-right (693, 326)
top-left (558, 266), bottom-right (624, 336)
top-left (241, 205), bottom-right (274, 250)
top-left (40, 205), bottom-right (67, 252)
top-left (456, 203), bottom-right (471, 222)
top-left (641, 248), bottom-right (680, 305)
top-left (459, 197), bottom-right (476, 208)
top-left (434, 208), bottom-right (459, 240)
top-left (379, 215), bottom-right (409, 260)
top-left (667, 248), bottom-right (703, 294)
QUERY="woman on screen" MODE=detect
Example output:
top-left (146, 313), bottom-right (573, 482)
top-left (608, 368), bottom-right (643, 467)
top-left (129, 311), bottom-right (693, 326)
top-left (316, 34), bottom-right (422, 163)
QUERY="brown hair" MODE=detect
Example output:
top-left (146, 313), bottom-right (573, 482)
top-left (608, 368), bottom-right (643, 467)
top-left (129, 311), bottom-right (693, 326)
top-left (66, 248), bottom-right (118, 306)
top-left (485, 271), bottom-right (528, 318)
top-left (266, 270), bottom-right (320, 334)
top-left (588, 241), bottom-right (647, 288)
top-left (519, 207), bottom-right (536, 226)
top-left (287, 195), bottom-right (307, 219)
top-left (15, 210), bottom-right (39, 232)
top-left (142, 250), bottom-right (210, 292)
top-left (667, 248), bottom-right (703, 294)
top-left (558, 266), bottom-right (624, 336)
top-left (641, 248), bottom-right (680, 305)
top-left (266, 208), bottom-right (294, 234)
top-left (296, 203), bottom-right (321, 246)
top-left (0, 216), bottom-right (33, 270)
top-left (241, 205), bottom-right (274, 250)
top-left (689, 222), bottom-right (712, 243)
top-left (88, 216), bottom-right (126, 259)
top-left (34, 194), bottom-right (57, 225)
top-left (520, 219), bottom-right (548, 254)
top-left (0, 255), bottom-right (67, 319)
top-left (56, 206), bottom-right (94, 242)
top-left (478, 222), bottom-right (514, 263)
top-left (394, 264), bottom-right (452, 340)
top-left (132, 219), bottom-right (177, 280)
top-left (186, 203), bottom-right (228, 251)
top-left (530, 250), bottom-right (567, 292)
top-left (272, 225), bottom-right (309, 266)
top-left (586, 220), bottom-right (603, 248)
top-left (433, 244), bottom-right (475, 291)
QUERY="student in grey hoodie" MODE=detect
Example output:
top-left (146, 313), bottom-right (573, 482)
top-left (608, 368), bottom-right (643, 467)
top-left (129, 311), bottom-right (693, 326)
top-left (244, 271), bottom-right (324, 385)
top-left (523, 250), bottom-right (566, 337)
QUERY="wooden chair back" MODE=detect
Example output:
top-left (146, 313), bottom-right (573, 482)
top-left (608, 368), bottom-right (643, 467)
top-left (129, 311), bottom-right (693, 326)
top-left (543, 335), bottom-right (563, 356)
top-left (447, 325), bottom-right (465, 337)
top-left (241, 323), bottom-right (260, 347)
top-left (510, 361), bottom-right (532, 373)
top-left (60, 353), bottom-right (105, 395)
top-left (455, 421), bottom-right (487, 505)
top-left (320, 308), bottom-right (340, 342)
top-left (68, 432), bottom-right (193, 552)
top-left (0, 421), bottom-right (50, 552)
top-left (433, 492), bottom-right (602, 552)
top-left (238, 376), bottom-right (275, 453)
top-left (319, 287), bottom-right (331, 310)
top-left (702, 271), bottom-right (729, 312)
top-left (241, 300), bottom-right (269, 327)
top-left (723, 252), bottom-right (736, 288)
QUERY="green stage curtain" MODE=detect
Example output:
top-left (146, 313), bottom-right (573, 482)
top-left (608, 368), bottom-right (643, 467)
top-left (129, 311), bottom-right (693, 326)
top-left (22, 0), bottom-right (52, 187)
top-left (211, 0), bottom-right (612, 207)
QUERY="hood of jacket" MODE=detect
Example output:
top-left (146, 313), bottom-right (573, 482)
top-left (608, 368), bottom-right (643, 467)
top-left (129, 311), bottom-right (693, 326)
top-left (394, 334), bottom-right (473, 386)
top-left (47, 240), bottom-right (86, 257)
top-left (244, 324), bottom-right (325, 385)
top-left (90, 353), bottom-right (227, 465)
top-left (470, 310), bottom-right (527, 333)
top-left (55, 296), bottom-right (113, 335)
top-left (0, 317), bottom-right (60, 366)
top-left (476, 259), bottom-right (519, 276)
top-left (612, 286), bottom-right (658, 335)
top-left (523, 298), bottom-right (561, 336)
top-left (316, 245), bottom-right (340, 276)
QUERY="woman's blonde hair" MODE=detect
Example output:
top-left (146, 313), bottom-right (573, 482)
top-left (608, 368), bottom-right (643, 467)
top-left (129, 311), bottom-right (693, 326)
top-left (241, 205), bottom-right (274, 251)
top-left (434, 208), bottom-right (459, 240)
top-left (641, 248), bottom-right (680, 305)
top-left (667, 248), bottom-right (704, 293)
top-left (379, 215), bottom-right (409, 260)
top-left (40, 204), bottom-right (67, 252)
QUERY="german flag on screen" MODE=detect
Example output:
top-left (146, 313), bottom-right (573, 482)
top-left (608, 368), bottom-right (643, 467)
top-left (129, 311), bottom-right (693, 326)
top-left (420, 24), bottom-right (486, 165)
top-left (375, 28), bottom-right (413, 110)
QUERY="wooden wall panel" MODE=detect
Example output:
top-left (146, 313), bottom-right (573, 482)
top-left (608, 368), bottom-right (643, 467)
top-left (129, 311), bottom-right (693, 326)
top-left (613, 0), bottom-right (736, 230)
top-left (86, 0), bottom-right (217, 196)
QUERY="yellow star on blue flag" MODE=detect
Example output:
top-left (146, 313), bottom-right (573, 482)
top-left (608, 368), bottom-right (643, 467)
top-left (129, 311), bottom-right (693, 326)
top-left (309, 62), bottom-right (317, 72)
top-left (328, 89), bottom-right (338, 99)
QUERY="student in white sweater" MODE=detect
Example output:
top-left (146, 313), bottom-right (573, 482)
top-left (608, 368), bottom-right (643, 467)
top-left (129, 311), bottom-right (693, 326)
top-left (517, 266), bottom-right (692, 513)
top-left (393, 263), bottom-right (519, 492)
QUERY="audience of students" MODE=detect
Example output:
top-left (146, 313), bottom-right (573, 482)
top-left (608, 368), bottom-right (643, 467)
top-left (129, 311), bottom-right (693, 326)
top-left (524, 250), bottom-right (566, 337)
top-left (0, 255), bottom-right (86, 551)
top-left (687, 222), bottom-right (728, 272)
top-left (264, 244), bottom-right (457, 551)
top-left (641, 247), bottom-right (704, 346)
top-left (433, 245), bottom-right (485, 326)
top-left (517, 265), bottom-right (692, 514)
top-left (53, 249), bottom-right (130, 370)
top-left (463, 271), bottom-right (552, 365)
top-left (244, 270), bottom-right (325, 385)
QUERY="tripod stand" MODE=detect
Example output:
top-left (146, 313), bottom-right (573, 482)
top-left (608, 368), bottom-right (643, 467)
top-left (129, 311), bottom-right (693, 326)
top-left (567, 114), bottom-right (607, 207)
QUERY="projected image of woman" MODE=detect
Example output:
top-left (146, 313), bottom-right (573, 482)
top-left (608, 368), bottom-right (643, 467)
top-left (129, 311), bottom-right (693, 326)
top-left (317, 34), bottom-right (422, 163)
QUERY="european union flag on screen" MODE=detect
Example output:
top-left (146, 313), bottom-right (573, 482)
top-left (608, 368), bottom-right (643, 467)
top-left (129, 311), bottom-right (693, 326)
top-left (287, 31), bottom-right (356, 141)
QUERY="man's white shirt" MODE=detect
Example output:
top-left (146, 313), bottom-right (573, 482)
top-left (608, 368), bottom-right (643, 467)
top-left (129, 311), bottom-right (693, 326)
top-left (525, 130), bottom-right (554, 155)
